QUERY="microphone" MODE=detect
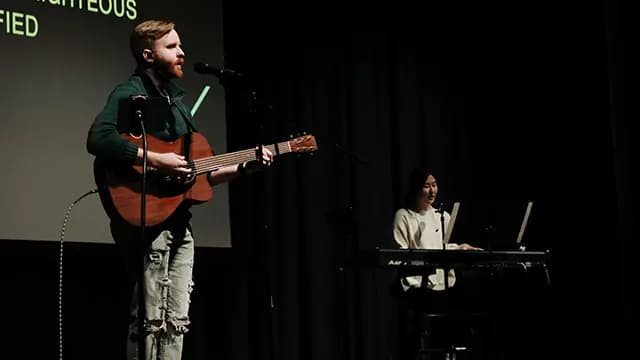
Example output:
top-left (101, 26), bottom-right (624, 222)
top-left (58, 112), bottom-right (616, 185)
top-left (130, 95), bottom-right (148, 124)
top-left (434, 202), bottom-right (445, 213)
top-left (194, 62), bottom-right (242, 78)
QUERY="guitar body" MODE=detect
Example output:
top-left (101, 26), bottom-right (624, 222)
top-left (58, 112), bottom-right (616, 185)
top-left (94, 132), bottom-right (214, 227)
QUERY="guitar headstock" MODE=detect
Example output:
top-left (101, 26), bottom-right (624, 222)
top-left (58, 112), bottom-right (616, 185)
top-left (289, 133), bottom-right (318, 153)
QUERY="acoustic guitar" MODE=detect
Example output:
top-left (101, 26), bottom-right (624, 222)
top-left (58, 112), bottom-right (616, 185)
top-left (94, 132), bottom-right (318, 226)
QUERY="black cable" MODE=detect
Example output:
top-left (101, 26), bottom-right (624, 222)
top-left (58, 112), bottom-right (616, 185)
top-left (58, 188), bottom-right (98, 360)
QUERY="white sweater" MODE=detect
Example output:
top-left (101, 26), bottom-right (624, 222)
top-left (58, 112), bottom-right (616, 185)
top-left (393, 207), bottom-right (457, 291)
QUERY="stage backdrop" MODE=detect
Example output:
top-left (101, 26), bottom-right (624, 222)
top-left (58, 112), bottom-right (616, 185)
top-left (0, 0), bottom-right (232, 247)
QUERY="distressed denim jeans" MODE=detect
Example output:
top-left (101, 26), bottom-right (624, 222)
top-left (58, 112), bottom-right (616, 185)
top-left (112, 221), bottom-right (195, 360)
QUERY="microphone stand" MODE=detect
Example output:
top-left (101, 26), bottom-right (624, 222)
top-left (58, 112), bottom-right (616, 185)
top-left (195, 65), bottom-right (278, 359)
top-left (224, 73), bottom-right (278, 360)
top-left (322, 137), bottom-right (367, 360)
top-left (438, 204), bottom-right (449, 291)
top-left (248, 88), bottom-right (278, 360)
top-left (131, 95), bottom-right (148, 360)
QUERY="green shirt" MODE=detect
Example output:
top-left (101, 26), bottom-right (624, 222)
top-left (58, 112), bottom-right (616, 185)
top-left (87, 71), bottom-right (195, 163)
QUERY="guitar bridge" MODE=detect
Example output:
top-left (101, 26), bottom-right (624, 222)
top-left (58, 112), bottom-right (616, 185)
top-left (162, 172), bottom-right (195, 184)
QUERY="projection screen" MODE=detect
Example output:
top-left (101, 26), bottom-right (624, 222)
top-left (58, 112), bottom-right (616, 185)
top-left (0, 0), bottom-right (232, 247)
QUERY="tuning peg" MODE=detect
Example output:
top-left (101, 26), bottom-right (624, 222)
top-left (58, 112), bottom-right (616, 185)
top-left (289, 134), bottom-right (293, 139)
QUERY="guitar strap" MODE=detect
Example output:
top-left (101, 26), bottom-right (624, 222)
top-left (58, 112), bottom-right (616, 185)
top-left (175, 105), bottom-right (196, 161)
top-left (184, 125), bottom-right (193, 161)
top-left (137, 70), bottom-right (198, 160)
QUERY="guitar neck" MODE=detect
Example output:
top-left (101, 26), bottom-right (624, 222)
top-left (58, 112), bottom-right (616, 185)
top-left (190, 142), bottom-right (291, 175)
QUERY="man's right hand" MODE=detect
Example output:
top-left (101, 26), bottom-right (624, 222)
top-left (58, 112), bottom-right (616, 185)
top-left (140, 149), bottom-right (192, 173)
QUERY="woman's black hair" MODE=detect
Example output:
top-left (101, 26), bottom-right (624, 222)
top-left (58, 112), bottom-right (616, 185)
top-left (403, 167), bottom-right (433, 210)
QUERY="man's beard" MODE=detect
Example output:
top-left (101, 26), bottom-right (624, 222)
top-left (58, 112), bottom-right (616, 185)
top-left (157, 59), bottom-right (184, 80)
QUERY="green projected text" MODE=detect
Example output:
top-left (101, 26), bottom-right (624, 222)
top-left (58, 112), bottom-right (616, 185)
top-left (37, 0), bottom-right (138, 20)
top-left (0, 9), bottom-right (39, 37)
top-left (1, 0), bottom-right (138, 39)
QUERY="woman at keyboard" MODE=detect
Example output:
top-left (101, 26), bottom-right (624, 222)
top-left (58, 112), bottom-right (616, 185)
top-left (392, 167), bottom-right (483, 360)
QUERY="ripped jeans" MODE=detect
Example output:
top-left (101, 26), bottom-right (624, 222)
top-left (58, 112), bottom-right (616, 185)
top-left (112, 219), bottom-right (195, 360)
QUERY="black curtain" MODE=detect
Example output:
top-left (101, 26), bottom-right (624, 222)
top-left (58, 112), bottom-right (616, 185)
top-left (604, 0), bottom-right (639, 349)
top-left (220, 1), bottom-right (636, 359)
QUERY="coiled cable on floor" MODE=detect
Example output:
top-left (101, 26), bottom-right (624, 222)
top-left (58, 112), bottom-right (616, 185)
top-left (58, 189), bottom-right (98, 360)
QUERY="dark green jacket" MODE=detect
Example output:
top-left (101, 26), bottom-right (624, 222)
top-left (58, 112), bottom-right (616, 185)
top-left (87, 71), bottom-right (195, 163)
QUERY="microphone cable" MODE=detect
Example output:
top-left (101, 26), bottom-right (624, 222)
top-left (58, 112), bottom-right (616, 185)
top-left (58, 188), bottom-right (98, 360)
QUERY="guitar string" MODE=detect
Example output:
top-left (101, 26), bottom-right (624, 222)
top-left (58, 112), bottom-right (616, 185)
top-left (188, 151), bottom-right (261, 174)
top-left (189, 140), bottom-right (315, 172)
top-left (189, 144), bottom-right (290, 172)
top-left (190, 145), bottom-right (279, 167)
top-left (187, 143), bottom-right (290, 174)
top-left (138, 135), bottom-right (313, 174)
top-left (191, 142), bottom-right (284, 165)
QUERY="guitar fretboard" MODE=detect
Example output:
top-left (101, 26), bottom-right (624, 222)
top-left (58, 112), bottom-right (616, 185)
top-left (188, 142), bottom-right (291, 175)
